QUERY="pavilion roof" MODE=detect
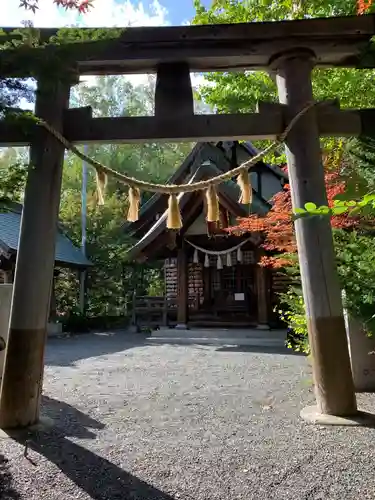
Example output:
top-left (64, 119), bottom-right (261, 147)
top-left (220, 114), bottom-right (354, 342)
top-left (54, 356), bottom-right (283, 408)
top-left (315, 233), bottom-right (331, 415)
top-left (0, 201), bottom-right (92, 270)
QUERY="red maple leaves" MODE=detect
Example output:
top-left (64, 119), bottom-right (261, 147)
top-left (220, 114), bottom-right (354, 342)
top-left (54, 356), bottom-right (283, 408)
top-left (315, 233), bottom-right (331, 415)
top-left (20, 0), bottom-right (93, 14)
top-left (357, 0), bottom-right (373, 14)
top-left (228, 168), bottom-right (360, 268)
top-left (53, 0), bottom-right (93, 12)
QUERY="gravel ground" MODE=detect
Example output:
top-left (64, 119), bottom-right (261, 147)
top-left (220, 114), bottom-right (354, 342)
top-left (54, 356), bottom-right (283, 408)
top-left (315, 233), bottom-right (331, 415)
top-left (2, 331), bottom-right (375, 500)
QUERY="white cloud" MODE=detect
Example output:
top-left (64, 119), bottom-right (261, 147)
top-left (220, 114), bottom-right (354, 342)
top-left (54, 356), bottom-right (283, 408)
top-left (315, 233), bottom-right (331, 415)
top-left (4, 0), bottom-right (208, 107)
top-left (4, 0), bottom-right (171, 92)
top-left (3, 0), bottom-right (169, 28)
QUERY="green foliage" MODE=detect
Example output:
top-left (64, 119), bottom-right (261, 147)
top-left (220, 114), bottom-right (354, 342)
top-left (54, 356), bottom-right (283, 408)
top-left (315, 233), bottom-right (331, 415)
top-left (0, 28), bottom-right (35, 119)
top-left (145, 268), bottom-right (165, 296)
top-left (293, 137), bottom-right (375, 217)
top-left (0, 78), bottom-right (33, 117)
top-left (278, 287), bottom-right (309, 353)
top-left (0, 75), bottom-right (190, 321)
top-left (59, 311), bottom-right (130, 334)
top-left (278, 230), bottom-right (375, 353)
top-left (193, 1), bottom-right (375, 114)
top-left (335, 229), bottom-right (375, 334)
top-left (69, 76), bottom-right (193, 191)
top-left (293, 197), bottom-right (375, 218)
top-left (347, 136), bottom-right (375, 193)
top-left (49, 27), bottom-right (125, 44)
top-left (193, 0), bottom-right (362, 23)
top-left (59, 189), bottom-right (132, 317)
top-left (0, 149), bottom-right (28, 201)
top-left (192, 1), bottom-right (375, 354)
top-left (193, 0), bottom-right (375, 186)
top-left (273, 257), bottom-right (309, 352)
top-left (0, 26), bottom-right (125, 81)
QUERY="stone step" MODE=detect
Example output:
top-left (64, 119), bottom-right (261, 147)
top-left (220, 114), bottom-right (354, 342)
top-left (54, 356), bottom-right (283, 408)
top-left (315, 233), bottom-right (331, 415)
top-left (188, 321), bottom-right (258, 328)
top-left (147, 336), bottom-right (287, 347)
top-left (151, 327), bottom-right (286, 340)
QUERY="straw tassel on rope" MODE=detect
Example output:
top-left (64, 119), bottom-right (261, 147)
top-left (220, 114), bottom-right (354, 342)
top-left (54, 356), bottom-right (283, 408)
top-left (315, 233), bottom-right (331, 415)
top-left (95, 168), bottom-right (108, 206)
top-left (206, 184), bottom-right (220, 222)
top-left (39, 101), bottom-right (317, 205)
top-left (237, 168), bottom-right (252, 204)
top-left (204, 253), bottom-right (210, 268)
top-left (127, 186), bottom-right (141, 222)
top-left (167, 193), bottom-right (182, 230)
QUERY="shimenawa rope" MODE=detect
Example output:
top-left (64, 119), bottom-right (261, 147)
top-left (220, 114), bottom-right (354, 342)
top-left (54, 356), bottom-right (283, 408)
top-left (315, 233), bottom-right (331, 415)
top-left (38, 100), bottom-right (323, 228)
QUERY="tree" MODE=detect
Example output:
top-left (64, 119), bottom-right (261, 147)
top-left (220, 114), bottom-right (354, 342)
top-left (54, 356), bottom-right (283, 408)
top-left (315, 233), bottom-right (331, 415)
top-left (61, 76), bottom-right (193, 316)
top-left (279, 226), bottom-right (375, 352)
top-left (346, 136), bottom-right (375, 193)
top-left (229, 166), bottom-right (366, 268)
top-left (0, 0), bottom-right (94, 116)
top-left (192, 0), bottom-right (375, 354)
top-left (193, 0), bottom-right (375, 114)
top-left (0, 75), bottom-right (193, 322)
top-left (58, 187), bottom-right (132, 317)
top-left (234, 158), bottom-right (375, 352)
top-left (69, 75), bottom-right (193, 195)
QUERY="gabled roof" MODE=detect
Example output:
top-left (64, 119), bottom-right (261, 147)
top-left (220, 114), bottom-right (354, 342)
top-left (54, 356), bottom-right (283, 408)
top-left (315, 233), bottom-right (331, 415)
top-left (126, 160), bottom-right (270, 262)
top-left (0, 201), bottom-right (92, 269)
top-left (125, 142), bottom-right (227, 238)
top-left (126, 140), bottom-right (285, 241)
top-left (220, 141), bottom-right (288, 180)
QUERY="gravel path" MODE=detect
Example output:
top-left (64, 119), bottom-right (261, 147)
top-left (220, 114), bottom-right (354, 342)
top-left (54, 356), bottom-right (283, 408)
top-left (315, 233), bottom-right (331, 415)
top-left (2, 331), bottom-right (375, 500)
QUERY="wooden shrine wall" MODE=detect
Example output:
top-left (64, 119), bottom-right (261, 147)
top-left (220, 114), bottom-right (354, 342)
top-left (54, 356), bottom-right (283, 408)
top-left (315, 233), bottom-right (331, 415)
top-left (164, 258), bottom-right (177, 301)
top-left (164, 258), bottom-right (203, 308)
top-left (164, 250), bottom-right (256, 310)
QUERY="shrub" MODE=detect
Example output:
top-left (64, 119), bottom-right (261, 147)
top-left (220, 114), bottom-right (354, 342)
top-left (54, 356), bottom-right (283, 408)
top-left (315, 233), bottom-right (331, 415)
top-left (278, 286), bottom-right (309, 354)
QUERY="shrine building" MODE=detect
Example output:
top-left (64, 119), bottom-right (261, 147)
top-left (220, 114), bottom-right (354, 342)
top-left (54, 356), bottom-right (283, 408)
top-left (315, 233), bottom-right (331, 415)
top-left (126, 140), bottom-right (289, 329)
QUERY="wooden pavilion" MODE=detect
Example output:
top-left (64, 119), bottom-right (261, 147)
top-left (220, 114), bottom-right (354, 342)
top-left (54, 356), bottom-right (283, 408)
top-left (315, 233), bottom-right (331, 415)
top-left (0, 199), bottom-right (92, 325)
top-left (1, 15), bottom-right (375, 428)
top-left (126, 140), bottom-right (288, 329)
top-left (0, 199), bottom-right (92, 284)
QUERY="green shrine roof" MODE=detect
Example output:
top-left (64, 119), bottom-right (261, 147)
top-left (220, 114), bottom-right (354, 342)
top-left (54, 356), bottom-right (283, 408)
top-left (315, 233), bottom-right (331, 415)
top-left (0, 202), bottom-right (92, 269)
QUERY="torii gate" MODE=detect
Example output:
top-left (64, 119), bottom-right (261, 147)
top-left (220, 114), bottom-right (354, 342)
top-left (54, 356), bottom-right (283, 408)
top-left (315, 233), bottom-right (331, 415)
top-left (1, 15), bottom-right (375, 429)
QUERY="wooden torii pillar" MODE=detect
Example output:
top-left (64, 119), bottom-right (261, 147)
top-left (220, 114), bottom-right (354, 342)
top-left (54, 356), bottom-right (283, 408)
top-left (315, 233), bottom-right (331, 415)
top-left (272, 50), bottom-right (357, 421)
top-left (0, 76), bottom-right (71, 429)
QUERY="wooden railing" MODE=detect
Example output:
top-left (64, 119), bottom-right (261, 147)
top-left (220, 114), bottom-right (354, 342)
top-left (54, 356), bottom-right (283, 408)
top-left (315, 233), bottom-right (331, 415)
top-left (131, 294), bottom-right (178, 329)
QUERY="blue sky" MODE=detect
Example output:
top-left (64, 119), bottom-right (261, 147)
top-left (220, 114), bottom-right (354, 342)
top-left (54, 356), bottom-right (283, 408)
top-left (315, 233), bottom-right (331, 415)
top-left (159, 0), bottom-right (211, 25)
top-left (2, 0), bottom-right (213, 95)
top-left (3, 0), bottom-right (213, 28)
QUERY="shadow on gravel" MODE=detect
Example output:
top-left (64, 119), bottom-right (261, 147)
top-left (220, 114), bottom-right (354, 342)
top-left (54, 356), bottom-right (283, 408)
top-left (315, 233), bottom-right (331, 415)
top-left (12, 397), bottom-right (176, 500)
top-left (0, 454), bottom-right (21, 499)
top-left (24, 432), bottom-right (175, 500)
top-left (41, 395), bottom-right (105, 439)
top-left (215, 345), bottom-right (306, 356)
top-left (45, 331), bottom-right (148, 367)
